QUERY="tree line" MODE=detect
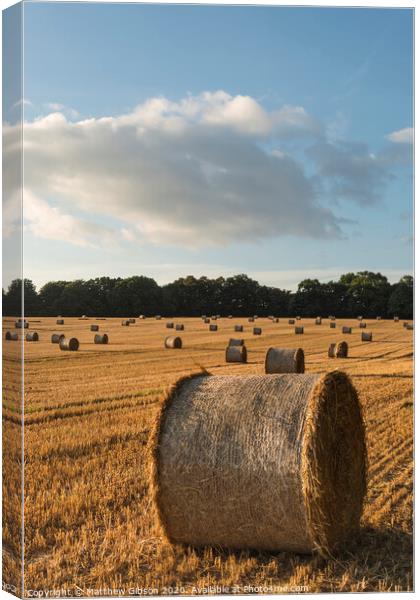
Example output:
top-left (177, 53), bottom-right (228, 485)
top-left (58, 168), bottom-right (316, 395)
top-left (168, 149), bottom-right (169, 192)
top-left (2, 271), bottom-right (413, 319)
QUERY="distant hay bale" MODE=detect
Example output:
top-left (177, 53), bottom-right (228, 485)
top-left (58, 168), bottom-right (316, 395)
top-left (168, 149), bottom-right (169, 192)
top-left (225, 345), bottom-right (247, 363)
top-left (81, 315), bottom-right (88, 320)
top-left (330, 322), bottom-right (336, 329)
top-left (59, 337), bottom-right (79, 352)
top-left (156, 315), bottom-right (162, 320)
top-left (329, 316), bottom-right (336, 321)
top-left (201, 315), bottom-right (207, 320)
top-left (15, 321), bottom-right (29, 329)
top-left (295, 326), bottom-right (304, 334)
top-left (56, 319), bottom-right (64, 325)
top-left (315, 317), bottom-right (322, 325)
top-left (359, 322), bottom-right (367, 329)
top-left (328, 343), bottom-right (336, 358)
top-left (342, 327), bottom-right (352, 334)
top-left (5, 331), bottom-right (18, 341)
top-left (228, 338), bottom-right (244, 347)
top-left (51, 334), bottom-right (65, 344)
top-left (204, 318), bottom-right (210, 324)
top-left (166, 322), bottom-right (174, 329)
top-left (403, 322), bottom-right (408, 328)
top-left (272, 318), bottom-right (279, 323)
top-left (26, 332), bottom-right (39, 342)
top-left (406, 323), bottom-right (414, 331)
top-left (296, 316), bottom-right (301, 321)
top-left (328, 341), bottom-right (348, 358)
top-left (357, 316), bottom-right (363, 321)
top-left (265, 347), bottom-right (305, 374)
top-left (361, 332), bottom-right (372, 342)
top-left (165, 336), bottom-right (182, 349)
top-left (90, 325), bottom-right (99, 332)
top-left (228, 315), bottom-right (233, 319)
top-left (394, 316), bottom-right (399, 322)
top-left (129, 318), bottom-right (136, 324)
top-left (121, 320), bottom-right (130, 326)
top-left (139, 315), bottom-right (146, 319)
top-left (253, 327), bottom-right (262, 335)
top-left (248, 317), bottom-right (255, 322)
top-left (376, 316), bottom-right (382, 321)
top-left (150, 371), bottom-right (366, 554)
top-left (211, 316), bottom-right (218, 321)
top-left (288, 319), bottom-right (295, 325)
top-left (209, 324), bottom-right (218, 332)
top-left (94, 334), bottom-right (108, 344)
top-left (175, 324), bottom-right (184, 331)
top-left (234, 324), bottom-right (244, 332)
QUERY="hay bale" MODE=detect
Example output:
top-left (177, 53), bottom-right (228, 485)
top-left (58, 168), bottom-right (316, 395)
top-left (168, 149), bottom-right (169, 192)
top-left (376, 316), bottom-right (382, 321)
top-left (357, 316), bottom-right (363, 321)
top-left (253, 327), bottom-right (262, 335)
top-left (121, 320), bottom-right (130, 326)
top-left (139, 315), bottom-right (146, 319)
top-left (329, 316), bottom-right (336, 321)
top-left (359, 322), bottom-right (366, 329)
top-left (56, 319), bottom-right (64, 325)
top-left (211, 316), bottom-right (218, 321)
top-left (330, 322), bottom-right (336, 329)
top-left (265, 348), bottom-right (305, 374)
top-left (394, 316), bottom-right (399, 322)
top-left (51, 334), bottom-right (65, 344)
top-left (336, 341), bottom-right (348, 358)
top-left (81, 315), bottom-right (88, 320)
top-left (315, 317), bottom-right (322, 325)
top-left (59, 337), bottom-right (79, 351)
top-left (296, 316), bottom-right (301, 321)
top-left (204, 318), bottom-right (210, 324)
top-left (26, 332), bottom-right (39, 342)
top-left (228, 315), bottom-right (233, 319)
top-left (406, 323), bottom-right (414, 331)
top-left (272, 318), bottom-right (279, 323)
top-left (342, 327), bottom-right (352, 334)
top-left (90, 324), bottom-right (99, 332)
top-left (225, 345), bottom-right (247, 363)
top-left (248, 317), bottom-right (255, 322)
top-left (156, 315), bottom-right (162, 320)
top-left (234, 324), bottom-right (244, 332)
top-left (288, 319), bottom-right (295, 325)
top-left (150, 371), bottom-right (366, 554)
top-left (5, 331), bottom-right (18, 341)
top-left (165, 336), bottom-right (182, 349)
top-left (228, 338), bottom-right (244, 347)
top-left (361, 332), bottom-right (372, 342)
top-left (15, 321), bottom-right (29, 329)
top-left (328, 343), bottom-right (336, 358)
top-left (94, 334), bottom-right (108, 344)
top-left (295, 326), bottom-right (304, 334)
top-left (175, 324), bottom-right (184, 331)
top-left (166, 322), bottom-right (174, 329)
top-left (209, 324), bottom-right (218, 332)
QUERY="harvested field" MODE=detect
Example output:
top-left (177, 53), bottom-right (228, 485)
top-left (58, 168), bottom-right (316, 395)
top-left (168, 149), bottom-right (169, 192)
top-left (2, 316), bottom-right (413, 594)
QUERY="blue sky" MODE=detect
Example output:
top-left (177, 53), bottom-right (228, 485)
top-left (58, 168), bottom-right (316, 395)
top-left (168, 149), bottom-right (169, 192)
top-left (4, 2), bottom-right (414, 290)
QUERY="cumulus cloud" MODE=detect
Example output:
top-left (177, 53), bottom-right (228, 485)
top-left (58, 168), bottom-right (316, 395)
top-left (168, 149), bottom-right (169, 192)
top-left (387, 127), bottom-right (413, 144)
top-left (3, 91), bottom-right (342, 248)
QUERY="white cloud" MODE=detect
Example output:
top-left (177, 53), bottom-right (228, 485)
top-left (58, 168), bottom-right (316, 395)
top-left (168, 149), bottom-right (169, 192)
top-left (387, 127), bottom-right (413, 144)
top-left (3, 92), bottom-right (342, 248)
top-left (45, 102), bottom-right (65, 111)
top-left (12, 98), bottom-right (33, 109)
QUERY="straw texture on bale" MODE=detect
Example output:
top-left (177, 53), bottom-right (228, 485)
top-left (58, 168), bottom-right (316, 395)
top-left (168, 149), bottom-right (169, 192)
top-left (295, 326), bottom-right (304, 334)
top-left (165, 336), bottom-right (182, 349)
top-left (175, 324), bottom-right (184, 331)
top-left (90, 325), bottom-right (99, 332)
top-left (56, 319), bottom-right (64, 325)
top-left (330, 322), bottom-right (336, 329)
top-left (5, 331), bottom-right (18, 341)
top-left (265, 347), bottom-right (305, 374)
top-left (150, 371), bottom-right (367, 555)
top-left (361, 332), bottom-right (372, 342)
top-left (166, 323), bottom-right (174, 329)
top-left (342, 327), bottom-right (352, 334)
top-left (26, 332), bottom-right (39, 342)
top-left (51, 334), bottom-right (65, 344)
top-left (228, 338), bottom-right (244, 347)
top-left (59, 337), bottom-right (79, 351)
top-left (288, 319), bottom-right (295, 325)
top-left (94, 334), bottom-right (108, 344)
top-left (225, 345), bottom-right (247, 363)
top-left (359, 322), bottom-right (367, 329)
top-left (209, 324), bottom-right (218, 331)
top-left (234, 325), bottom-right (243, 332)
top-left (253, 327), bottom-right (262, 335)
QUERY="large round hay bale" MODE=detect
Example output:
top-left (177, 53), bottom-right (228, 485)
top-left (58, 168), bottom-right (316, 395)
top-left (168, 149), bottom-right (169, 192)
top-left (139, 315), bottom-right (146, 319)
top-left (406, 323), bottom-right (414, 331)
top-left (121, 320), bottom-right (130, 326)
top-left (394, 316), bottom-right (399, 322)
top-left (90, 324), bottom-right (99, 332)
top-left (265, 347), bottom-right (305, 374)
top-left (204, 317), bottom-right (210, 324)
top-left (228, 315), bottom-right (233, 319)
top-left (357, 316), bottom-right (363, 321)
top-left (328, 343), bottom-right (336, 358)
top-left (253, 327), bottom-right (262, 335)
top-left (166, 322), bottom-right (174, 329)
top-left (296, 316), bottom-right (301, 321)
top-left (56, 319), bottom-right (64, 325)
top-left (336, 341), bottom-right (348, 358)
top-left (211, 316), bottom-right (218, 321)
top-left (330, 322), bottom-right (336, 329)
top-left (5, 331), bottom-right (18, 341)
top-left (209, 324), bottom-right (218, 332)
top-left (315, 317), bottom-right (322, 325)
top-left (15, 321), bottom-right (29, 329)
top-left (59, 337), bottom-right (79, 351)
top-left (165, 336), bottom-right (182, 349)
top-left (156, 315), bottom-right (162, 320)
top-left (342, 327), bottom-right (352, 334)
top-left (248, 317), bottom-right (255, 323)
top-left (288, 319), bottom-right (295, 325)
top-left (376, 316), bottom-right (382, 321)
top-left (361, 332), bottom-right (372, 342)
top-left (359, 322), bottom-right (366, 329)
top-left (150, 371), bottom-right (366, 555)
top-left (329, 316), bottom-right (336, 321)
top-left (228, 338), bottom-right (244, 347)
top-left (26, 332), bottom-right (39, 342)
top-left (129, 318), bottom-right (136, 324)
top-left (272, 318), bottom-right (279, 323)
top-left (51, 334), bottom-right (65, 344)
top-left (234, 324), bottom-right (243, 332)
top-left (225, 346), bottom-right (247, 363)
top-left (175, 324), bottom-right (184, 331)
top-left (94, 333), bottom-right (109, 344)
top-left (295, 326), bottom-right (304, 334)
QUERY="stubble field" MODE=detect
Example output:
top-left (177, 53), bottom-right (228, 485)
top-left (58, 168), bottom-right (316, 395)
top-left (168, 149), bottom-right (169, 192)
top-left (2, 316), bottom-right (413, 594)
